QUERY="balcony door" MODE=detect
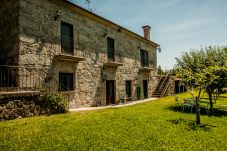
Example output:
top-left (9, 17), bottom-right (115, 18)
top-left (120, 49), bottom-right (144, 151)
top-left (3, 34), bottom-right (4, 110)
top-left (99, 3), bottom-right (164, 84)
top-left (140, 49), bottom-right (149, 67)
top-left (106, 80), bottom-right (115, 105)
top-left (61, 22), bottom-right (74, 55)
top-left (107, 37), bottom-right (115, 62)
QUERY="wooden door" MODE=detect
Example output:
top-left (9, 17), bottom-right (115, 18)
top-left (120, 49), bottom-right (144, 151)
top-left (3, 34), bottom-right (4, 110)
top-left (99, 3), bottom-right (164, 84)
top-left (143, 80), bottom-right (148, 98)
top-left (106, 80), bottom-right (115, 105)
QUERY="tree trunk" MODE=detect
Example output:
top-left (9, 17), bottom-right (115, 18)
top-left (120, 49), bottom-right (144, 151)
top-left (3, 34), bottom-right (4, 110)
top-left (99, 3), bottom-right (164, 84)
top-left (195, 97), bottom-right (200, 124)
top-left (207, 89), bottom-right (213, 112)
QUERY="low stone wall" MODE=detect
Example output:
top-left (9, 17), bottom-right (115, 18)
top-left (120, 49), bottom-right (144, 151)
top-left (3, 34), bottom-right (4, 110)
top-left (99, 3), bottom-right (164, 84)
top-left (0, 93), bottom-right (67, 121)
top-left (0, 96), bottom-right (45, 121)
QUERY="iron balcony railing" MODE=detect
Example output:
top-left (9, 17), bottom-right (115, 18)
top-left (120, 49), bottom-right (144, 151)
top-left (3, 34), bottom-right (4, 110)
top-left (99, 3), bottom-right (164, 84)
top-left (140, 60), bottom-right (156, 68)
top-left (61, 36), bottom-right (74, 55)
top-left (60, 37), bottom-right (86, 59)
top-left (105, 49), bottom-right (124, 63)
top-left (0, 65), bottom-right (58, 92)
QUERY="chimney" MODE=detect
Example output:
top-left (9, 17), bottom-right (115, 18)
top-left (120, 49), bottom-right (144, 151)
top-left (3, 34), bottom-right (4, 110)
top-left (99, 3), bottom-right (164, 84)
top-left (142, 25), bottom-right (151, 40)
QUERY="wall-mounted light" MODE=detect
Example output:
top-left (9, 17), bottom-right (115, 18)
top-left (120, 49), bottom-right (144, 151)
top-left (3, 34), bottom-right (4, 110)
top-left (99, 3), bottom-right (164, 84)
top-left (54, 10), bottom-right (61, 21)
top-left (102, 73), bottom-right (108, 82)
top-left (101, 67), bottom-right (108, 82)
top-left (103, 32), bottom-right (108, 37)
top-left (44, 75), bottom-right (53, 83)
top-left (138, 43), bottom-right (142, 49)
top-left (148, 75), bottom-right (153, 82)
top-left (156, 46), bottom-right (161, 53)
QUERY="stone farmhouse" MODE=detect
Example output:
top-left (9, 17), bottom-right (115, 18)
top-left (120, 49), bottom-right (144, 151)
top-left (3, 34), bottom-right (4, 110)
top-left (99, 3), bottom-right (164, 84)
top-left (0, 0), bottom-right (174, 108)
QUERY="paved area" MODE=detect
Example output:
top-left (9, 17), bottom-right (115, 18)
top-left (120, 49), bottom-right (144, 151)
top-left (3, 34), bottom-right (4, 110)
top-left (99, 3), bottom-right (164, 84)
top-left (70, 97), bottom-right (159, 112)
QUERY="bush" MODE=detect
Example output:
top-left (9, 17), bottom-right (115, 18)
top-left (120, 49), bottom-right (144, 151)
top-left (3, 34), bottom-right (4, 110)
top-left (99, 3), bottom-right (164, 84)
top-left (42, 90), bottom-right (68, 114)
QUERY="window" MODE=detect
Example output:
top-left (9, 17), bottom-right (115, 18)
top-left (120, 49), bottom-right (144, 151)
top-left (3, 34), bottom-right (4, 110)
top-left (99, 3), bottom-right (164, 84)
top-left (140, 49), bottom-right (149, 67)
top-left (126, 80), bottom-right (132, 97)
top-left (59, 73), bottom-right (74, 91)
top-left (107, 37), bottom-right (115, 61)
top-left (61, 22), bottom-right (74, 54)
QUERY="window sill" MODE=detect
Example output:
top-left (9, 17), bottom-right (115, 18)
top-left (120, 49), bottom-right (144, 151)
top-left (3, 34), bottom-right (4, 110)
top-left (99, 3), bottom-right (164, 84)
top-left (55, 54), bottom-right (85, 62)
top-left (104, 61), bottom-right (124, 67)
top-left (139, 67), bottom-right (155, 72)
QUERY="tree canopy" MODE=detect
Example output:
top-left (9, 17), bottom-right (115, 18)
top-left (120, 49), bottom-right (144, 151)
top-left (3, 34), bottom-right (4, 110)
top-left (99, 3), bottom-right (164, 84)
top-left (175, 46), bottom-right (227, 112)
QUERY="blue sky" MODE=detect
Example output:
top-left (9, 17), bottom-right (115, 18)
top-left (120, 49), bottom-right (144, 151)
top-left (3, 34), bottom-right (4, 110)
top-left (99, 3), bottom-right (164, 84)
top-left (72, 0), bottom-right (227, 69)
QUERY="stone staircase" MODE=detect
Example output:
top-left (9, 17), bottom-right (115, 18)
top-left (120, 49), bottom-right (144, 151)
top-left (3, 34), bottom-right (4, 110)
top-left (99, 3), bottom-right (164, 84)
top-left (152, 76), bottom-right (171, 98)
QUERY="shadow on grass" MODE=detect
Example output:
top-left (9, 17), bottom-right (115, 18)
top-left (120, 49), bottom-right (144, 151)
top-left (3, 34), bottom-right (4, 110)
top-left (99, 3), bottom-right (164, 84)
top-left (219, 96), bottom-right (227, 98)
top-left (167, 118), bottom-right (216, 131)
top-left (168, 105), bottom-right (227, 117)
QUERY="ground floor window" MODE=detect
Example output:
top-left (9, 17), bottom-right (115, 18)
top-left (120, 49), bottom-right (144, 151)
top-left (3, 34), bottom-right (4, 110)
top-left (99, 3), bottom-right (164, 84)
top-left (126, 80), bottom-right (132, 97)
top-left (59, 72), bottom-right (74, 91)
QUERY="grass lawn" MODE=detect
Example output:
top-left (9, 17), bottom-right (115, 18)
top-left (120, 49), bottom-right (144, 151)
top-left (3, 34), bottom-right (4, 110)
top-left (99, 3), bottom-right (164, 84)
top-left (0, 93), bottom-right (227, 151)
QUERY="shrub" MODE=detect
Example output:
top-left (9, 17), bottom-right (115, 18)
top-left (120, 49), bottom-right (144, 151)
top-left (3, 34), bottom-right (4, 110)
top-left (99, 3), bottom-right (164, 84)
top-left (41, 90), bottom-right (68, 114)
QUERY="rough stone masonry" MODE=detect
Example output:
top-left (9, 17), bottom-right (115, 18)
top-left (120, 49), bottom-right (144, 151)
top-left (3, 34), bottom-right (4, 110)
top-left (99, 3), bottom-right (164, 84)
top-left (0, 0), bottom-right (160, 108)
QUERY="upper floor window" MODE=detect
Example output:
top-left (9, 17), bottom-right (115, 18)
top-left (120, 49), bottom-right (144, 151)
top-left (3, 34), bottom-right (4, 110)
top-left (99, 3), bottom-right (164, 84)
top-left (140, 49), bottom-right (149, 67)
top-left (59, 72), bottom-right (74, 91)
top-left (107, 37), bottom-right (115, 61)
top-left (61, 22), bottom-right (74, 55)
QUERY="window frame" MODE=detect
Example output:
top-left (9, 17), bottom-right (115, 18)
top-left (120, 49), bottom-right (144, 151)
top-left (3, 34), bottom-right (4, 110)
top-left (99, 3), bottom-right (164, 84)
top-left (140, 49), bottom-right (149, 67)
top-left (61, 21), bottom-right (74, 55)
top-left (107, 37), bottom-right (115, 61)
top-left (59, 72), bottom-right (74, 91)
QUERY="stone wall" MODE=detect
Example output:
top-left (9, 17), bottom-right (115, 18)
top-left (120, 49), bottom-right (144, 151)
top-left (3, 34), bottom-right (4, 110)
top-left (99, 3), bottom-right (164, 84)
top-left (0, 92), bottom-right (68, 121)
top-left (0, 0), bottom-right (19, 65)
top-left (14, 0), bottom-right (159, 107)
top-left (0, 96), bottom-right (41, 121)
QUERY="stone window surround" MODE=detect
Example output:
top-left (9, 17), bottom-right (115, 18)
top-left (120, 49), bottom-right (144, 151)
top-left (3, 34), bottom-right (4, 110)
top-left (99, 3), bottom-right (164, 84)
top-left (59, 72), bottom-right (74, 91)
top-left (61, 21), bottom-right (74, 55)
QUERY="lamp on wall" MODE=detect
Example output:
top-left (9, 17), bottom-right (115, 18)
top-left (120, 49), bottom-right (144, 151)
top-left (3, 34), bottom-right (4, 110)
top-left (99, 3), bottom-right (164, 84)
top-left (148, 75), bottom-right (153, 82)
top-left (117, 27), bottom-right (122, 32)
top-left (54, 10), bottom-right (61, 21)
top-left (101, 67), bottom-right (108, 82)
top-left (156, 46), bottom-right (161, 53)
top-left (102, 73), bottom-right (108, 82)
top-left (103, 30), bottom-right (108, 37)
top-left (138, 43), bottom-right (142, 49)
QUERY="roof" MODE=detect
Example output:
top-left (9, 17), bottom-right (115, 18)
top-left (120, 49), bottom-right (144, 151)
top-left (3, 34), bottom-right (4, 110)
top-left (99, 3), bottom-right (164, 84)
top-left (60, 0), bottom-right (159, 47)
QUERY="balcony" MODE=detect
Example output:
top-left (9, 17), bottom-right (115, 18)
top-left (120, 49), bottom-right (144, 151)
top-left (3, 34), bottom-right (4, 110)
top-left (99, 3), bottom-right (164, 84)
top-left (55, 51), bottom-right (85, 62)
top-left (56, 36), bottom-right (85, 62)
top-left (61, 36), bottom-right (74, 55)
top-left (139, 61), bottom-right (155, 72)
top-left (103, 50), bottom-right (124, 67)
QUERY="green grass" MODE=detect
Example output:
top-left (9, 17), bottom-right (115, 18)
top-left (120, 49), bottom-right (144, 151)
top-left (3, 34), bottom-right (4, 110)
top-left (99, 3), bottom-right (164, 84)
top-left (0, 93), bottom-right (227, 151)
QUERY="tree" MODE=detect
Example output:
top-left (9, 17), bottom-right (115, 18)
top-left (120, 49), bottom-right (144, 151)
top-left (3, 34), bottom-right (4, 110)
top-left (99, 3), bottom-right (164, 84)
top-left (176, 66), bottom-right (221, 124)
top-left (175, 46), bottom-right (227, 124)
top-left (157, 65), bottom-right (164, 75)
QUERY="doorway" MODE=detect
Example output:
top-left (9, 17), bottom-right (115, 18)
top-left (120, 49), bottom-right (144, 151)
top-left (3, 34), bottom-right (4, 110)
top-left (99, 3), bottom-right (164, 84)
top-left (106, 80), bottom-right (115, 105)
top-left (143, 80), bottom-right (148, 98)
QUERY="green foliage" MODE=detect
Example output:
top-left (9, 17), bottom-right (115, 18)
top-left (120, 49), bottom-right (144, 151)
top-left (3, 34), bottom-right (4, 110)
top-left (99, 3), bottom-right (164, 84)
top-left (0, 93), bottom-right (226, 150)
top-left (42, 90), bottom-right (68, 114)
top-left (175, 46), bottom-right (227, 87)
top-left (175, 46), bottom-right (227, 111)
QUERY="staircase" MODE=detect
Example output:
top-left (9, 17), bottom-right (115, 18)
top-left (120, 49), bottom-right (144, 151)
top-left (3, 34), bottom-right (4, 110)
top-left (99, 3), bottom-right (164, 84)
top-left (152, 76), bottom-right (171, 98)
